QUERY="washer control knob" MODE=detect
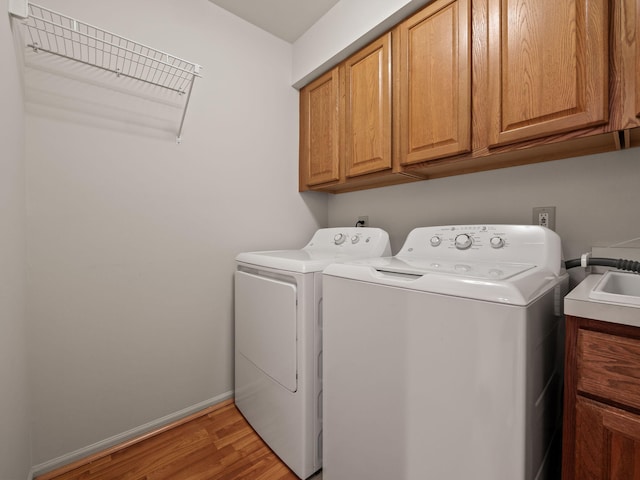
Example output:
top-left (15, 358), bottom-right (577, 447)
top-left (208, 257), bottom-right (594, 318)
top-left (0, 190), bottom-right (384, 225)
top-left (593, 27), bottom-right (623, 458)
top-left (454, 233), bottom-right (473, 250)
top-left (334, 233), bottom-right (346, 245)
top-left (490, 236), bottom-right (505, 249)
top-left (430, 236), bottom-right (442, 247)
top-left (351, 235), bottom-right (360, 244)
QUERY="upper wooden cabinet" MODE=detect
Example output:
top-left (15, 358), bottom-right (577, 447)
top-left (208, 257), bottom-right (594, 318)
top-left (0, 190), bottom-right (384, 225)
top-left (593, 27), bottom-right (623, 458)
top-left (487, 0), bottom-right (609, 147)
top-left (396, 0), bottom-right (471, 165)
top-left (299, 68), bottom-right (341, 189)
top-left (636, 0), bottom-right (640, 119)
top-left (610, 0), bottom-right (639, 129)
top-left (344, 33), bottom-right (392, 178)
top-left (300, 32), bottom-right (417, 192)
top-left (608, 0), bottom-right (640, 147)
top-left (299, 0), bottom-right (637, 193)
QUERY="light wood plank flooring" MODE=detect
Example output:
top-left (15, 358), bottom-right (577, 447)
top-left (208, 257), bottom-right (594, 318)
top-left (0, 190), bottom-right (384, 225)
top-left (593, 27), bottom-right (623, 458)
top-left (36, 400), bottom-right (322, 480)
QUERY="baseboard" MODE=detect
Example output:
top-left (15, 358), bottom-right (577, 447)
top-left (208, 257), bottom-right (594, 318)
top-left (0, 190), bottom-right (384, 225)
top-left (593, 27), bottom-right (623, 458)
top-left (31, 390), bottom-right (233, 479)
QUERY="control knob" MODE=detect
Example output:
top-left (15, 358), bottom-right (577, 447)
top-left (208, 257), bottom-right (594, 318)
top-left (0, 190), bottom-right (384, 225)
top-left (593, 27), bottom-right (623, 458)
top-left (429, 236), bottom-right (442, 247)
top-left (490, 236), bottom-right (505, 249)
top-left (454, 233), bottom-right (473, 250)
top-left (351, 235), bottom-right (360, 244)
top-left (334, 233), bottom-right (346, 245)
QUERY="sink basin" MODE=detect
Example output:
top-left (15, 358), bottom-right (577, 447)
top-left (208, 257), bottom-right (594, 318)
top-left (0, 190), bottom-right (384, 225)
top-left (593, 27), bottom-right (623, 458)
top-left (590, 271), bottom-right (640, 306)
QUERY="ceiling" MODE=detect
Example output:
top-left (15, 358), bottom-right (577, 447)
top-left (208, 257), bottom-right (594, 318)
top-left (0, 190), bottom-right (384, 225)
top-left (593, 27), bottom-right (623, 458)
top-left (208, 0), bottom-right (340, 43)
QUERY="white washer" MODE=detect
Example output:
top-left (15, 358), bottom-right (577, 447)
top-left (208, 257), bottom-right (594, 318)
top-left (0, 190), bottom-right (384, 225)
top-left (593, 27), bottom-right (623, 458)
top-left (322, 225), bottom-right (569, 480)
top-left (235, 227), bottom-right (391, 479)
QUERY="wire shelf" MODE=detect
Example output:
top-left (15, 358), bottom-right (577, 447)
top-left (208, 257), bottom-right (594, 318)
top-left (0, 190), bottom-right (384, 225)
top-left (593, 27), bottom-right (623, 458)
top-left (15, 3), bottom-right (202, 142)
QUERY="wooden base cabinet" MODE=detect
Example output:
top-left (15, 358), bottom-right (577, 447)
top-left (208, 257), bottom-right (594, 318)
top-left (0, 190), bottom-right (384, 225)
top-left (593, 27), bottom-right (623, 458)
top-left (563, 316), bottom-right (640, 480)
top-left (574, 397), bottom-right (640, 480)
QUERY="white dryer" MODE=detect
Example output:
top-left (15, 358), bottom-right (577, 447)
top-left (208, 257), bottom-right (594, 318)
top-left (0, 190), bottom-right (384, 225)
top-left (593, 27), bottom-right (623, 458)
top-left (322, 225), bottom-right (569, 480)
top-left (234, 227), bottom-right (391, 479)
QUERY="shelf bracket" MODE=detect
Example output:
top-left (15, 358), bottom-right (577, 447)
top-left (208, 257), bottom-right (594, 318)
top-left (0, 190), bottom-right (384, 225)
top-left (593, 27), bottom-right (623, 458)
top-left (8, 0), bottom-right (28, 18)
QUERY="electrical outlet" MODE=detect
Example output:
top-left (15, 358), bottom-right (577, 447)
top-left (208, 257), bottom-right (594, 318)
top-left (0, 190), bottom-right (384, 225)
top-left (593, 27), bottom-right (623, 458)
top-left (357, 216), bottom-right (369, 227)
top-left (532, 207), bottom-right (556, 231)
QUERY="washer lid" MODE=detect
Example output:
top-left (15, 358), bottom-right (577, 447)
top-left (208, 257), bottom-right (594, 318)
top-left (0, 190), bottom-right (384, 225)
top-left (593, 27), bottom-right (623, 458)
top-left (323, 258), bottom-right (563, 306)
top-left (369, 257), bottom-right (536, 280)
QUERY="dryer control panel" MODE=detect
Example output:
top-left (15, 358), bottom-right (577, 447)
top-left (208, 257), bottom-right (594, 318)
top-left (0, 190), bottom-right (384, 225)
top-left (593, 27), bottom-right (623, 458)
top-left (303, 227), bottom-right (391, 257)
top-left (236, 227), bottom-right (391, 274)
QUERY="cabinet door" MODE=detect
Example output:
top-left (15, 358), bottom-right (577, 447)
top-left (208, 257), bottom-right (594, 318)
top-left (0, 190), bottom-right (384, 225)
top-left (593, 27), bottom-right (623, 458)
top-left (575, 397), bottom-right (640, 480)
top-left (344, 33), bottom-right (392, 177)
top-left (637, 0), bottom-right (640, 118)
top-left (299, 68), bottom-right (341, 188)
top-left (397, 0), bottom-right (471, 166)
top-left (577, 328), bottom-right (640, 411)
top-left (488, 0), bottom-right (609, 147)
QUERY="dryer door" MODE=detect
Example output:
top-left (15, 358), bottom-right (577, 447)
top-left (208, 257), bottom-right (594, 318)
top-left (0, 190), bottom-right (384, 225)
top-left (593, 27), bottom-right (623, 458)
top-left (235, 271), bottom-right (298, 392)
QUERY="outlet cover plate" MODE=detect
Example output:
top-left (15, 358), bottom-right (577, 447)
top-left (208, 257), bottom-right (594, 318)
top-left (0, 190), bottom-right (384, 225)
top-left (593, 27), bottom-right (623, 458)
top-left (532, 206), bottom-right (556, 231)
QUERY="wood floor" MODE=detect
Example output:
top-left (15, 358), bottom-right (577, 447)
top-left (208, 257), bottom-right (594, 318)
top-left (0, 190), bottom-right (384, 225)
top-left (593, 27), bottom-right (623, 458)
top-left (36, 400), bottom-right (314, 480)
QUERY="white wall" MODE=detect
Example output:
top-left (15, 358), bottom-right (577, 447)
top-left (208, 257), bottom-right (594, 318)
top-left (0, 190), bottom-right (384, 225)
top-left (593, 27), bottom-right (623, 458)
top-left (328, 149), bottom-right (640, 285)
top-left (0, 2), bottom-right (31, 479)
top-left (25, 0), bottom-right (326, 466)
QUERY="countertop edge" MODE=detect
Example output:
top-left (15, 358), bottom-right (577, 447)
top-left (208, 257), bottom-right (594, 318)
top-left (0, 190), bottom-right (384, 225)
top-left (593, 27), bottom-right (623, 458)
top-left (564, 274), bottom-right (640, 328)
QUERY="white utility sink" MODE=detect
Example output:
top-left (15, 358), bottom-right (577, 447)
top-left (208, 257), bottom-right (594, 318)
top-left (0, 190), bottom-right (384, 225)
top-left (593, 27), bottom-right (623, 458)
top-left (589, 271), bottom-right (640, 306)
